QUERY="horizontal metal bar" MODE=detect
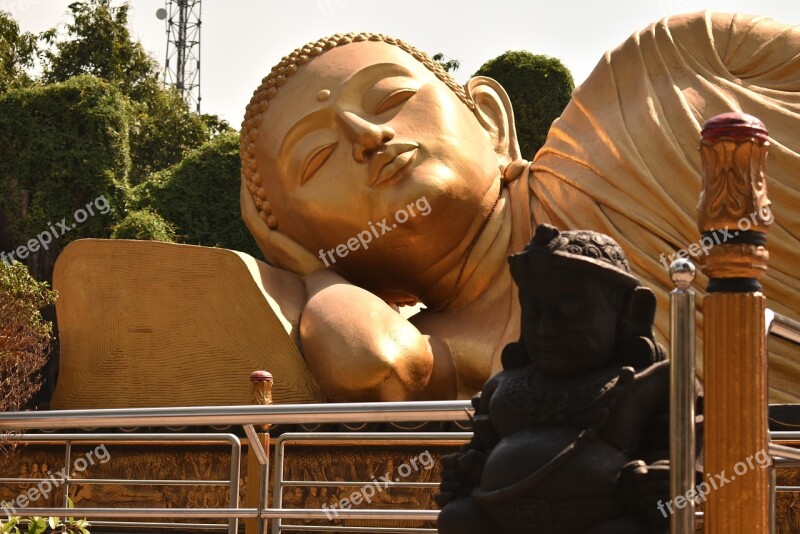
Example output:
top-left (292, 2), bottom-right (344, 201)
top-left (279, 481), bottom-right (440, 489)
top-left (89, 521), bottom-right (228, 530)
top-left (766, 309), bottom-right (800, 345)
top-left (264, 509), bottom-right (438, 520)
top-left (5, 432), bottom-right (241, 444)
top-left (276, 431), bottom-right (472, 446)
top-left (776, 486), bottom-right (800, 492)
top-left (0, 401), bottom-right (474, 430)
top-left (13, 508), bottom-right (439, 521)
top-left (7, 508), bottom-right (260, 519)
top-left (769, 432), bottom-right (800, 440)
top-left (769, 443), bottom-right (800, 461)
top-left (278, 526), bottom-right (436, 533)
top-left (28, 478), bottom-right (229, 486)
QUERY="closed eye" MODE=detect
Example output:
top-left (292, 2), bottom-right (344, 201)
top-left (301, 142), bottom-right (337, 185)
top-left (375, 88), bottom-right (417, 115)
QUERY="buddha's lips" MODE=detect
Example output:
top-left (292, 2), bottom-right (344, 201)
top-left (369, 143), bottom-right (419, 187)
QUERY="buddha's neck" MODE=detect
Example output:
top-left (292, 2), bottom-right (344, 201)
top-left (425, 182), bottom-right (515, 311)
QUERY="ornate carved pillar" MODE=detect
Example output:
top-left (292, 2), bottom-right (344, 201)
top-left (698, 112), bottom-right (771, 533)
top-left (246, 370), bottom-right (273, 534)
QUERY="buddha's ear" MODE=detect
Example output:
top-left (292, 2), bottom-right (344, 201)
top-left (465, 76), bottom-right (521, 163)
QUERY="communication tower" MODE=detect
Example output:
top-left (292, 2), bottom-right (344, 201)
top-left (157, 1), bottom-right (201, 112)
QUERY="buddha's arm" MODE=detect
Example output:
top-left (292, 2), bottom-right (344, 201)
top-left (300, 269), bottom-right (457, 402)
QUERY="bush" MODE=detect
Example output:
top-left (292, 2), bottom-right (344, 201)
top-left (0, 515), bottom-right (90, 533)
top-left (111, 208), bottom-right (175, 241)
top-left (0, 261), bottom-right (55, 449)
top-left (0, 75), bottom-right (130, 281)
top-left (132, 131), bottom-right (260, 256)
top-left (475, 51), bottom-right (574, 159)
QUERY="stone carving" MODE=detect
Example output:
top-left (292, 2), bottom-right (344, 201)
top-left (437, 225), bottom-right (673, 533)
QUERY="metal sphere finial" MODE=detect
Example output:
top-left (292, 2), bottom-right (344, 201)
top-left (669, 258), bottom-right (696, 289)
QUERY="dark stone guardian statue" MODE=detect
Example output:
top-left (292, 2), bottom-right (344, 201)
top-left (437, 224), bottom-right (672, 533)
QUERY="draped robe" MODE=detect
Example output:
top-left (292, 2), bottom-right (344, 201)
top-left (531, 11), bottom-right (800, 401)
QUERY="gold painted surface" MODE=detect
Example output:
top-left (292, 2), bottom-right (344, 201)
top-left (245, 372), bottom-right (272, 534)
top-left (238, 34), bottom-right (533, 402)
top-left (697, 139), bottom-right (771, 234)
top-left (531, 11), bottom-right (800, 401)
top-left (51, 239), bottom-right (324, 408)
top-left (52, 12), bottom-right (800, 405)
top-left (697, 128), bottom-right (771, 281)
top-left (704, 293), bottom-right (769, 533)
top-left (700, 243), bottom-right (769, 280)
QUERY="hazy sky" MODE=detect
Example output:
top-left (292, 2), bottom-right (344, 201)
top-left (4, 0), bottom-right (799, 126)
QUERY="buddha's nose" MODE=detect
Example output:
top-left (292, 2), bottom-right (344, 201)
top-left (338, 111), bottom-right (394, 162)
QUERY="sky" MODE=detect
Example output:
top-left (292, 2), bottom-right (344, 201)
top-left (4, 0), bottom-right (799, 127)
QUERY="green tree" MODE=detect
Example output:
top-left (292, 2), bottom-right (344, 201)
top-left (41, 0), bottom-right (159, 101)
top-left (0, 75), bottom-right (130, 281)
top-left (127, 85), bottom-right (219, 184)
top-left (130, 131), bottom-right (259, 256)
top-left (111, 208), bottom-right (175, 241)
top-left (0, 11), bottom-right (37, 93)
top-left (432, 52), bottom-right (460, 73)
top-left (475, 51), bottom-right (574, 159)
top-left (41, 0), bottom-right (231, 185)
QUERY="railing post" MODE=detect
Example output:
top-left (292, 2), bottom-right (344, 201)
top-left (669, 258), bottom-right (696, 534)
top-left (698, 112), bottom-right (772, 533)
top-left (246, 371), bottom-right (273, 534)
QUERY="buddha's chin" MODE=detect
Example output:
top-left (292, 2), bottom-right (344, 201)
top-left (399, 159), bottom-right (494, 204)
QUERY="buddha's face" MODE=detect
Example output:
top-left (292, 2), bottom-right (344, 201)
top-left (255, 40), bottom-right (502, 300)
top-left (520, 268), bottom-right (620, 376)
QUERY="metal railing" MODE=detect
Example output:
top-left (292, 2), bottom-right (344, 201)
top-left (271, 432), bottom-right (470, 533)
top-left (0, 401), bottom-right (473, 533)
top-left (1, 307), bottom-right (796, 532)
top-left (668, 259), bottom-right (697, 534)
top-left (0, 433), bottom-right (241, 532)
top-left (667, 253), bottom-right (800, 534)
top-left (766, 309), bottom-right (800, 345)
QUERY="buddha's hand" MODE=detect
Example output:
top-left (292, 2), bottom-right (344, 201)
top-left (240, 176), bottom-right (325, 276)
top-left (435, 447), bottom-right (487, 507)
top-left (620, 459), bottom-right (671, 526)
top-left (300, 270), bottom-right (457, 401)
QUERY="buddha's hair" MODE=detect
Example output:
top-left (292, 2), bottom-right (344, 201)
top-left (239, 32), bottom-right (476, 228)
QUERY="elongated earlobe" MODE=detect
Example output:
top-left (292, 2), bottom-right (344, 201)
top-left (465, 76), bottom-right (521, 164)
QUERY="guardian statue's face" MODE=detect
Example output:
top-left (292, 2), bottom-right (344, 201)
top-left (520, 268), bottom-right (620, 376)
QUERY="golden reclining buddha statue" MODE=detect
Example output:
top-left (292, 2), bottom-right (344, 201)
top-left (52, 11), bottom-right (800, 408)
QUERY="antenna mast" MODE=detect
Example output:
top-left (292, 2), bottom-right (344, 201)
top-left (159, 1), bottom-right (201, 112)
